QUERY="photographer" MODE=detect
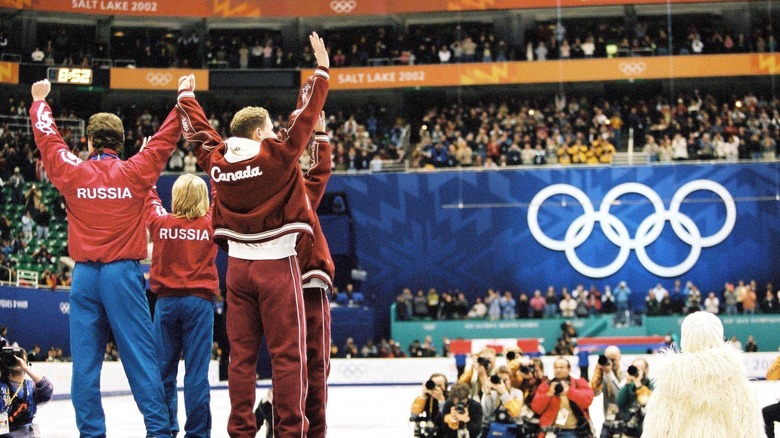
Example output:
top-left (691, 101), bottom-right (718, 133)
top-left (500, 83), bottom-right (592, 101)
top-left (531, 357), bottom-right (594, 438)
top-left (590, 345), bottom-right (624, 437)
top-left (441, 383), bottom-right (483, 438)
top-left (410, 373), bottom-right (449, 437)
top-left (517, 358), bottom-right (546, 437)
top-left (615, 358), bottom-right (653, 438)
top-left (481, 366), bottom-right (523, 437)
top-left (0, 348), bottom-right (54, 437)
top-left (458, 347), bottom-right (497, 401)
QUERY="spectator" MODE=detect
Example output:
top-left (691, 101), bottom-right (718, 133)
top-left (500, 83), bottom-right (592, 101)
top-left (458, 347), bottom-right (497, 401)
top-left (500, 291), bottom-right (516, 320)
top-left (559, 291), bottom-right (576, 319)
top-left (486, 289), bottom-right (501, 320)
top-left (530, 290), bottom-right (546, 319)
top-left (745, 335), bottom-right (758, 352)
top-left (723, 283), bottom-right (738, 315)
top-left (8, 167), bottom-right (24, 204)
top-left (466, 297), bottom-right (487, 319)
top-left (544, 287), bottom-right (558, 318)
top-left (426, 288), bottom-right (440, 319)
top-left (761, 287), bottom-right (778, 314)
top-left (413, 289), bottom-right (428, 318)
top-left (703, 291), bottom-right (720, 314)
top-left (32, 204), bottom-right (51, 241)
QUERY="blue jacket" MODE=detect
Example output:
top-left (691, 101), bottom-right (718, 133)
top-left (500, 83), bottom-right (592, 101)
top-left (0, 377), bottom-right (54, 436)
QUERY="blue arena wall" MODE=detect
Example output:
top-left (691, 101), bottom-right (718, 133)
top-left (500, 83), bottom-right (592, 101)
top-left (3, 162), bottom-right (775, 350)
top-left (320, 162), bottom-right (780, 338)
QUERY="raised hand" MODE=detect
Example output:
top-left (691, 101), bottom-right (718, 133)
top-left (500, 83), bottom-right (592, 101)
top-left (31, 79), bottom-right (51, 101)
top-left (178, 74), bottom-right (196, 92)
top-left (309, 31), bottom-right (329, 69)
top-left (314, 111), bottom-right (326, 132)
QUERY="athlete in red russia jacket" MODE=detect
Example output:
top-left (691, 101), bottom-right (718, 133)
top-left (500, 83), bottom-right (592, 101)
top-left (299, 132), bottom-right (335, 287)
top-left (175, 66), bottom-right (330, 250)
top-left (29, 101), bottom-right (181, 263)
top-left (143, 186), bottom-right (219, 301)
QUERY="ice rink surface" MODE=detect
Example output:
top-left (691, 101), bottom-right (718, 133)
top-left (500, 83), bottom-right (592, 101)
top-left (32, 381), bottom-right (780, 437)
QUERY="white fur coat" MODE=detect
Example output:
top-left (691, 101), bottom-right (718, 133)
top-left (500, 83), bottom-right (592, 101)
top-left (641, 343), bottom-right (766, 438)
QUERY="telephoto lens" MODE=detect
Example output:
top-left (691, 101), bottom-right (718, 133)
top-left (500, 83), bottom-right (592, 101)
top-left (425, 379), bottom-right (436, 390)
top-left (554, 383), bottom-right (564, 395)
top-left (598, 354), bottom-right (610, 366)
top-left (490, 374), bottom-right (501, 385)
top-left (519, 365), bottom-right (531, 374)
top-left (506, 351), bottom-right (517, 361)
top-left (627, 365), bottom-right (639, 377)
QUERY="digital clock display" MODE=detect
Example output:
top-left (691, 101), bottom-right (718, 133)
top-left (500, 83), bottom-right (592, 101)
top-left (47, 68), bottom-right (93, 85)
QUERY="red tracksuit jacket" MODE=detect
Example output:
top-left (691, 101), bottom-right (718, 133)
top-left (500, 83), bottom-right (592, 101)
top-left (144, 186), bottom-right (219, 301)
top-left (30, 101), bottom-right (180, 263)
top-left (175, 67), bottom-right (330, 250)
top-left (299, 133), bottom-right (335, 289)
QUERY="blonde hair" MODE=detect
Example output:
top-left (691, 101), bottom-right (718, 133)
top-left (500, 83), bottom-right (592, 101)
top-left (171, 174), bottom-right (209, 219)
top-left (86, 113), bottom-right (125, 153)
top-left (230, 106), bottom-right (269, 139)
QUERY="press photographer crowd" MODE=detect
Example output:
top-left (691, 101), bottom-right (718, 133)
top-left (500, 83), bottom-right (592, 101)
top-left (409, 312), bottom-right (780, 438)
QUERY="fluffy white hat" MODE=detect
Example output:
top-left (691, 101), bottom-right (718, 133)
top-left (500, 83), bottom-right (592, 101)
top-left (680, 311), bottom-right (724, 353)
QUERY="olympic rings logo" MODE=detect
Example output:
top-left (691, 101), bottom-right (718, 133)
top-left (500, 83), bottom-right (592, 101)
top-left (330, 0), bottom-right (357, 14)
top-left (618, 61), bottom-right (646, 76)
top-left (527, 180), bottom-right (736, 278)
top-left (145, 73), bottom-right (173, 87)
top-left (59, 302), bottom-right (70, 314)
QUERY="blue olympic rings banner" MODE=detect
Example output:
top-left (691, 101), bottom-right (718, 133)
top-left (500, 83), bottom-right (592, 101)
top-left (322, 162), bottom-right (780, 334)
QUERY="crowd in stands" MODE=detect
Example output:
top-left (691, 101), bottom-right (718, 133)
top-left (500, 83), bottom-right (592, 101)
top-left (2, 12), bottom-right (778, 69)
top-left (394, 278), bottom-right (779, 323)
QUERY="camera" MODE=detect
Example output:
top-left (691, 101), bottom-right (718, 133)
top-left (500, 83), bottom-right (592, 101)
top-left (0, 346), bottom-right (24, 369)
top-left (505, 351), bottom-right (517, 361)
top-left (627, 365), bottom-right (639, 377)
top-left (490, 374), bottom-right (501, 385)
top-left (425, 379), bottom-right (436, 390)
top-left (455, 402), bottom-right (466, 414)
top-left (477, 357), bottom-right (491, 368)
top-left (554, 382), bottom-right (564, 395)
top-left (520, 364), bottom-right (535, 374)
top-left (598, 354), bottom-right (610, 366)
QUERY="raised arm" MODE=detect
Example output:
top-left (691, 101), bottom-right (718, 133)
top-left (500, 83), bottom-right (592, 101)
top-left (144, 186), bottom-right (168, 228)
top-left (29, 80), bottom-right (83, 189)
top-left (284, 32), bottom-right (330, 159)
top-left (123, 107), bottom-right (182, 187)
top-left (304, 111), bottom-right (332, 209)
top-left (175, 74), bottom-right (224, 172)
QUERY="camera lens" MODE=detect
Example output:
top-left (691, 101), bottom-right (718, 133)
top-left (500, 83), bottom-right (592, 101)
top-left (506, 351), bottom-right (517, 361)
top-left (520, 365), bottom-right (530, 374)
top-left (554, 383), bottom-right (564, 395)
top-left (477, 357), bottom-right (490, 368)
top-left (455, 402), bottom-right (466, 414)
top-left (627, 365), bottom-right (638, 377)
top-left (490, 374), bottom-right (501, 385)
top-left (425, 379), bottom-right (436, 390)
top-left (598, 355), bottom-right (610, 366)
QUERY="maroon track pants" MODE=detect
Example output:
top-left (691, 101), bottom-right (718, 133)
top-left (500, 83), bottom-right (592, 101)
top-left (226, 256), bottom-right (308, 438)
top-left (303, 287), bottom-right (331, 438)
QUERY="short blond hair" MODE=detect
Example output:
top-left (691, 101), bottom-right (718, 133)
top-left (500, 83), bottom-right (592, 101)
top-left (230, 106), bottom-right (269, 139)
top-left (86, 113), bottom-right (125, 153)
top-left (171, 174), bottom-right (209, 219)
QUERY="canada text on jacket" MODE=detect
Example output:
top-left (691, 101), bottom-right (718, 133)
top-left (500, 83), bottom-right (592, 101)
top-left (211, 165), bottom-right (263, 182)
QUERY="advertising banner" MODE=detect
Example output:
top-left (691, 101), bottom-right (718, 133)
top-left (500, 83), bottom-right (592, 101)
top-left (110, 68), bottom-right (209, 90)
top-left (304, 54), bottom-right (780, 91)
top-left (0, 61), bottom-right (19, 85)
top-left (1, 0), bottom-right (737, 18)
